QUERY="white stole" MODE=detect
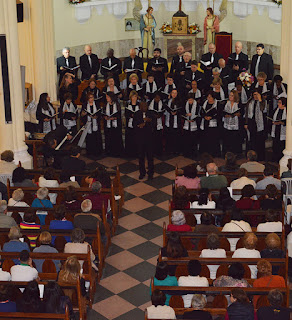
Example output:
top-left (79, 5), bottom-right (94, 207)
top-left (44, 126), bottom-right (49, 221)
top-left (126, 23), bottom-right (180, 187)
top-left (200, 100), bottom-right (218, 130)
top-left (149, 99), bottom-right (163, 130)
top-left (247, 100), bottom-right (265, 132)
top-left (105, 103), bottom-right (118, 128)
top-left (213, 87), bottom-right (225, 100)
top-left (273, 83), bottom-right (287, 110)
top-left (42, 104), bottom-right (56, 134)
top-left (146, 81), bottom-right (157, 93)
top-left (107, 86), bottom-right (120, 94)
top-left (223, 101), bottom-right (240, 131)
top-left (86, 102), bottom-right (98, 134)
top-left (271, 107), bottom-right (286, 141)
top-left (165, 99), bottom-right (178, 128)
top-left (62, 102), bottom-right (77, 130)
top-left (188, 89), bottom-right (202, 99)
top-left (127, 104), bottom-right (139, 128)
top-left (183, 101), bottom-right (199, 131)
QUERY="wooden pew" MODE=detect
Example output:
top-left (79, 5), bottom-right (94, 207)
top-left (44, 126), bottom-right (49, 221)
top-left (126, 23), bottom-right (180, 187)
top-left (144, 308), bottom-right (227, 319)
top-left (0, 312), bottom-right (69, 320)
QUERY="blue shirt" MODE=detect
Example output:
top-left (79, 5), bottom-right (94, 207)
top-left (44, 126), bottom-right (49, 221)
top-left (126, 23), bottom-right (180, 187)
top-left (49, 220), bottom-right (74, 244)
top-left (31, 198), bottom-right (53, 225)
top-left (150, 276), bottom-right (178, 306)
top-left (3, 240), bottom-right (30, 264)
top-left (33, 245), bottom-right (60, 272)
top-left (0, 301), bottom-right (17, 312)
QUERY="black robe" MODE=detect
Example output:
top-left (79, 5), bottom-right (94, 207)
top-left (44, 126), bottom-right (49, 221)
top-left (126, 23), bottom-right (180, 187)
top-left (100, 56), bottom-right (122, 85)
top-left (146, 57), bottom-right (168, 89)
top-left (79, 53), bottom-right (100, 80)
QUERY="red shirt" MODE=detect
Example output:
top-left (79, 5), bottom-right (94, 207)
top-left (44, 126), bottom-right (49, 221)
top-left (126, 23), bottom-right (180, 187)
top-left (167, 224), bottom-right (192, 232)
top-left (84, 193), bottom-right (111, 210)
top-left (235, 198), bottom-right (260, 210)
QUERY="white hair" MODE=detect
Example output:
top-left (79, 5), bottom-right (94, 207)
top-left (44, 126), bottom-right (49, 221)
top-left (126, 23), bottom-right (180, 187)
top-left (81, 199), bottom-right (92, 213)
top-left (0, 200), bottom-right (7, 213)
top-left (37, 187), bottom-right (49, 200)
top-left (12, 188), bottom-right (24, 202)
top-left (62, 47), bottom-right (70, 53)
top-left (212, 67), bottom-right (220, 73)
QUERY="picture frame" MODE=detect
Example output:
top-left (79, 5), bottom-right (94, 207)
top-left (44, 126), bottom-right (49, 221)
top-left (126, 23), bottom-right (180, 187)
top-left (125, 18), bottom-right (140, 31)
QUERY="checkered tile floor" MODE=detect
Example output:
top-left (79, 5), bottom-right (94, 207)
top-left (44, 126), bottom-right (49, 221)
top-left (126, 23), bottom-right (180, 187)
top-left (84, 155), bottom-right (224, 320)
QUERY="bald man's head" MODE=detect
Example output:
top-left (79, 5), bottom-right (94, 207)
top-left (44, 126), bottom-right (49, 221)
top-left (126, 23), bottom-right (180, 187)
top-left (206, 162), bottom-right (218, 174)
top-left (209, 43), bottom-right (216, 54)
top-left (177, 45), bottom-right (185, 56)
top-left (129, 48), bottom-right (136, 59)
top-left (218, 58), bottom-right (225, 68)
top-left (235, 42), bottom-right (243, 54)
top-left (84, 45), bottom-right (92, 56)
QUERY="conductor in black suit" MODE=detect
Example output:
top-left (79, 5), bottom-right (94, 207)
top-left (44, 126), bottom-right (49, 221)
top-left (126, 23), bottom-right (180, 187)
top-left (56, 47), bottom-right (77, 85)
top-left (250, 43), bottom-right (274, 82)
top-left (79, 45), bottom-right (100, 80)
top-left (123, 48), bottom-right (144, 84)
top-left (100, 48), bottom-right (122, 86)
top-left (200, 43), bottom-right (223, 84)
top-left (227, 41), bottom-right (249, 82)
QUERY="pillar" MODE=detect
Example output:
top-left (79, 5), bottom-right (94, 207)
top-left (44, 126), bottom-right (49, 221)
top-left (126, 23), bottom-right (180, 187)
top-left (0, 0), bottom-right (32, 168)
top-left (279, 1), bottom-right (292, 174)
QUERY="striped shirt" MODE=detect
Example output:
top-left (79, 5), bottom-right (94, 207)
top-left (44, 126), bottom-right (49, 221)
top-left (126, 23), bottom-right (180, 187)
top-left (20, 222), bottom-right (41, 248)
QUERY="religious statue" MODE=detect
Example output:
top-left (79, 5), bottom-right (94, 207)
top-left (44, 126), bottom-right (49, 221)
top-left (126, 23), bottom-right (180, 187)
top-left (204, 7), bottom-right (220, 53)
top-left (140, 7), bottom-right (157, 57)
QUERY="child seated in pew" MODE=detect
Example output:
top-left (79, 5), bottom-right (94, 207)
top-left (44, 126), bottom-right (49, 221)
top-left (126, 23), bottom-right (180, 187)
top-left (31, 187), bottom-right (53, 225)
top-left (167, 210), bottom-right (192, 232)
top-left (147, 289), bottom-right (176, 319)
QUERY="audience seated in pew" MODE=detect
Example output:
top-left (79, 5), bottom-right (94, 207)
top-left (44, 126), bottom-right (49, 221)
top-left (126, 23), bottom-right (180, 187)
top-left (83, 181), bottom-right (110, 211)
top-left (20, 210), bottom-right (41, 248)
top-left (151, 262), bottom-right (178, 306)
top-left (194, 212), bottom-right (219, 234)
top-left (219, 152), bottom-right (240, 173)
top-left (183, 294), bottom-right (212, 320)
top-left (226, 288), bottom-right (255, 320)
top-left (171, 186), bottom-right (191, 210)
top-left (12, 167), bottom-right (35, 188)
top-left (85, 166), bottom-right (111, 189)
top-left (10, 250), bottom-right (39, 282)
top-left (167, 210), bottom-right (192, 232)
top-left (8, 189), bottom-right (29, 219)
top-left (281, 158), bottom-right (292, 179)
top-left (196, 153), bottom-right (214, 173)
top-left (16, 280), bottom-right (43, 313)
top-left (256, 164), bottom-right (281, 191)
top-left (235, 185), bottom-right (260, 210)
top-left (260, 184), bottom-right (283, 210)
top-left (191, 188), bottom-right (216, 224)
top-left (230, 168), bottom-right (256, 200)
top-left (31, 187), bottom-right (54, 224)
top-left (0, 284), bottom-right (16, 312)
top-left (59, 172), bottom-right (80, 189)
top-left (63, 186), bottom-right (81, 211)
top-left (0, 200), bottom-right (17, 228)
top-left (256, 210), bottom-right (282, 233)
top-left (216, 187), bottom-right (235, 212)
top-left (38, 168), bottom-right (60, 205)
top-left (240, 150), bottom-right (265, 173)
top-left (200, 163), bottom-right (228, 190)
top-left (0, 150), bottom-right (17, 176)
top-left (175, 165), bottom-right (200, 189)
top-left (147, 289), bottom-right (176, 319)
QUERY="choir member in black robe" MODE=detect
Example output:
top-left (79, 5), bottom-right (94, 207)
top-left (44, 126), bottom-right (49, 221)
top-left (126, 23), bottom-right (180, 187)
top-left (244, 89), bottom-right (267, 161)
top-left (222, 90), bottom-right (243, 155)
top-left (250, 44), bottom-right (274, 81)
top-left (271, 75), bottom-right (287, 112)
top-left (58, 73), bottom-right (79, 107)
top-left (102, 77), bottom-right (123, 102)
top-left (165, 89), bottom-right (182, 154)
top-left (133, 101), bottom-right (154, 180)
top-left (79, 45), bottom-right (100, 80)
top-left (143, 73), bottom-right (159, 102)
top-left (123, 48), bottom-right (144, 84)
top-left (227, 41), bottom-right (249, 82)
top-left (199, 91), bottom-right (220, 157)
top-left (61, 93), bottom-right (78, 135)
top-left (218, 58), bottom-right (232, 92)
top-left (170, 45), bottom-right (185, 83)
top-left (100, 48), bottom-right (122, 86)
top-left (182, 93), bottom-right (201, 158)
top-left (56, 47), bottom-right (77, 85)
top-left (234, 80), bottom-right (248, 105)
top-left (161, 74), bottom-right (176, 102)
top-left (81, 92), bottom-right (103, 157)
top-left (36, 93), bottom-right (57, 134)
top-left (80, 79), bottom-right (102, 105)
top-left (211, 77), bottom-right (227, 119)
top-left (188, 80), bottom-right (202, 106)
top-left (184, 60), bottom-right (206, 94)
top-left (146, 48), bottom-right (168, 89)
top-left (200, 43), bottom-right (223, 85)
top-left (125, 91), bottom-right (140, 157)
top-left (103, 92), bottom-right (124, 156)
top-left (175, 52), bottom-right (192, 92)
top-left (148, 92), bottom-right (164, 155)
top-left (270, 97), bottom-right (287, 162)
top-left (124, 73), bottom-right (143, 101)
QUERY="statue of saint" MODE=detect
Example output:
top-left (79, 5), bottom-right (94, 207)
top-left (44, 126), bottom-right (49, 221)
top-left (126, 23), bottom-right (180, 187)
top-left (140, 6), bottom-right (156, 57)
top-left (204, 7), bottom-right (220, 53)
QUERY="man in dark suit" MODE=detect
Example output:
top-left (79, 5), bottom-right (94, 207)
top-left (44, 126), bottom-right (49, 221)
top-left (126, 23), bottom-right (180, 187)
top-left (218, 58), bottom-right (232, 91)
top-left (170, 45), bottom-right (185, 85)
top-left (227, 41), bottom-right (249, 82)
top-left (79, 45), bottom-right (100, 81)
top-left (200, 43), bottom-right (223, 84)
top-left (61, 146), bottom-right (86, 173)
top-left (250, 43), bottom-right (274, 81)
top-left (123, 48), bottom-right (144, 84)
top-left (100, 48), bottom-right (122, 86)
top-left (56, 47), bottom-right (77, 85)
top-left (184, 60), bottom-right (206, 93)
top-left (146, 48), bottom-right (168, 89)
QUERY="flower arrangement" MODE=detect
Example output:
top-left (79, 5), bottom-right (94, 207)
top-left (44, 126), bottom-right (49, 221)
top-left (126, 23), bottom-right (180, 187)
top-left (188, 23), bottom-right (201, 35)
top-left (272, 0), bottom-right (282, 6)
top-left (238, 71), bottom-right (254, 87)
top-left (69, 0), bottom-right (86, 4)
top-left (160, 22), bottom-right (172, 34)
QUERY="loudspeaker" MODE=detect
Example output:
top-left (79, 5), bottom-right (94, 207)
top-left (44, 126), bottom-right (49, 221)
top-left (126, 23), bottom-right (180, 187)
top-left (17, 0), bottom-right (23, 23)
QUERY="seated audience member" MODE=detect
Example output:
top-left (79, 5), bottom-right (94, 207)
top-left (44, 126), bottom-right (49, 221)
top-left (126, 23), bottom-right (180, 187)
top-left (10, 250), bottom-right (38, 281)
top-left (20, 210), bottom-right (41, 248)
top-left (230, 168), bottom-right (256, 200)
top-left (253, 260), bottom-right (286, 307)
top-left (257, 210), bottom-right (282, 232)
top-left (38, 168), bottom-right (59, 204)
top-left (171, 186), bottom-right (190, 209)
top-left (222, 208), bottom-right (252, 251)
top-left (0, 284), bottom-right (16, 312)
top-left (12, 167), bottom-right (35, 187)
top-left (232, 233), bottom-right (261, 279)
top-left (0, 200), bottom-right (17, 228)
top-left (64, 228), bottom-right (97, 272)
top-left (260, 184), bottom-right (282, 210)
top-left (256, 164), bottom-right (281, 190)
top-left (151, 262), bottom-right (178, 306)
top-left (257, 289), bottom-right (290, 320)
top-left (178, 260), bottom-right (209, 307)
top-left (63, 186), bottom-right (81, 210)
top-left (194, 211), bottom-right (219, 234)
top-left (219, 152), bottom-right (240, 173)
top-left (167, 210), bottom-right (192, 232)
top-left (200, 163), bottom-right (228, 189)
top-left (183, 294), bottom-right (212, 319)
top-left (58, 256), bottom-right (87, 299)
top-left (261, 233), bottom-right (285, 275)
top-left (226, 288), bottom-right (254, 320)
top-left (281, 158), bottom-right (292, 179)
top-left (191, 188), bottom-right (216, 224)
top-left (59, 172), bottom-right (80, 188)
top-left (196, 153), bottom-right (214, 173)
top-left (235, 185), bottom-right (260, 210)
top-left (147, 290), bottom-right (176, 319)
top-left (214, 262), bottom-right (250, 288)
top-left (0, 182), bottom-right (8, 202)
top-left (216, 187), bottom-right (235, 211)
top-left (61, 146), bottom-right (86, 173)
top-left (31, 187), bottom-right (54, 224)
top-left (8, 188), bottom-right (29, 219)
top-left (0, 150), bottom-right (17, 175)
top-left (33, 231), bottom-right (60, 272)
top-left (83, 181), bottom-right (110, 210)
top-left (240, 150), bottom-right (265, 173)
top-left (2, 226), bottom-right (30, 254)
top-left (43, 282), bottom-right (73, 316)
top-left (49, 204), bottom-right (74, 244)
top-left (175, 165), bottom-right (201, 189)
top-left (200, 233), bottom-right (226, 279)
top-left (85, 166), bottom-right (111, 189)
top-left (17, 280), bottom-right (43, 313)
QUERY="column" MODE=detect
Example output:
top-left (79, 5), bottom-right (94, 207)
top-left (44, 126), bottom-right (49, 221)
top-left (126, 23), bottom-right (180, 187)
top-left (279, 0), bottom-right (292, 174)
top-left (0, 0), bottom-right (32, 168)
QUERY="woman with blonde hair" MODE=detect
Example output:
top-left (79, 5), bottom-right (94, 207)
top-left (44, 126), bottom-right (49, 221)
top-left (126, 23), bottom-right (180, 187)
top-left (125, 73), bottom-right (142, 101)
top-left (232, 233), bottom-right (261, 278)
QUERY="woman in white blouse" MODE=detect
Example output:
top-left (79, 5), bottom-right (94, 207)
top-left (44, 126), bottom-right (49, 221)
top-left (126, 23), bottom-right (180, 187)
top-left (147, 290), bottom-right (176, 319)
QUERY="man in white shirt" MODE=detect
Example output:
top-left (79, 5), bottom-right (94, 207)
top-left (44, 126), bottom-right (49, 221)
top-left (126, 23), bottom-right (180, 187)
top-left (230, 168), bottom-right (256, 200)
top-left (10, 250), bottom-right (38, 282)
top-left (255, 165), bottom-right (281, 190)
top-left (147, 290), bottom-right (176, 319)
top-left (178, 260), bottom-right (209, 307)
top-left (240, 150), bottom-right (265, 173)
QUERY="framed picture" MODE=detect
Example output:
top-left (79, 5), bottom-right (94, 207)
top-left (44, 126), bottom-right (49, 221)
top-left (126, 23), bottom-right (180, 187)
top-left (125, 18), bottom-right (140, 31)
